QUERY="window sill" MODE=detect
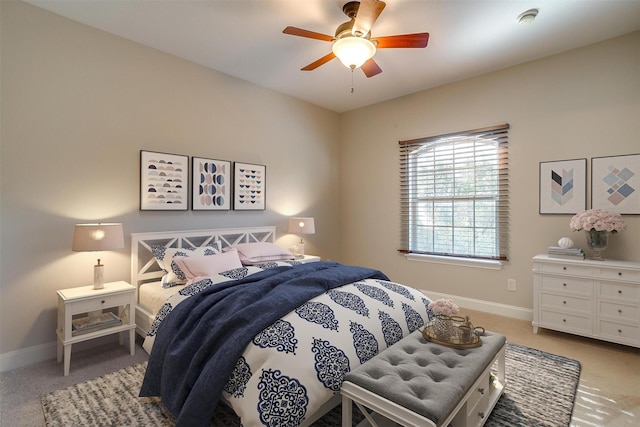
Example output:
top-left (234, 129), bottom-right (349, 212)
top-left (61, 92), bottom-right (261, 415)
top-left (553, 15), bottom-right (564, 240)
top-left (405, 253), bottom-right (503, 270)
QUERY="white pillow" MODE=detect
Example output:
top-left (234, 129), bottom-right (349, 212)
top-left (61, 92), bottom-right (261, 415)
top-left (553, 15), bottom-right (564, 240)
top-left (174, 249), bottom-right (243, 280)
top-left (226, 242), bottom-right (294, 265)
top-left (151, 242), bottom-right (221, 287)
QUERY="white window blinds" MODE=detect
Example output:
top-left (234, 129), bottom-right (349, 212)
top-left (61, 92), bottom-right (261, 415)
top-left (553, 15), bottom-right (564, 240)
top-left (399, 124), bottom-right (509, 260)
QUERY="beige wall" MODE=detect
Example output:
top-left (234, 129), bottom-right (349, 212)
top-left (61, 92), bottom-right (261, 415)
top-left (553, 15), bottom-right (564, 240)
top-left (340, 32), bottom-right (640, 310)
top-left (0, 1), bottom-right (341, 358)
top-left (1, 0), bottom-right (639, 367)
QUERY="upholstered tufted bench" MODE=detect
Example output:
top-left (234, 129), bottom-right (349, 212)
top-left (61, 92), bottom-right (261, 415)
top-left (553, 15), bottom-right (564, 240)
top-left (341, 330), bottom-right (506, 427)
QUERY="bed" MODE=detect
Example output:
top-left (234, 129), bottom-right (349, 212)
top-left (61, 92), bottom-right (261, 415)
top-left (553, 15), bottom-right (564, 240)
top-left (131, 226), bottom-right (434, 427)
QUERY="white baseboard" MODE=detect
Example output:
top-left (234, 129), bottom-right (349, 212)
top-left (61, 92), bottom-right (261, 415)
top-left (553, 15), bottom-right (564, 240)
top-left (0, 341), bottom-right (57, 373)
top-left (422, 290), bottom-right (533, 321)
top-left (0, 335), bottom-right (120, 373)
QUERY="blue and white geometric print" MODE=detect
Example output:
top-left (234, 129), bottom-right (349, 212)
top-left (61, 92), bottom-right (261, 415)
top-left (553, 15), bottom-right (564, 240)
top-left (220, 267), bottom-right (250, 280)
top-left (253, 319), bottom-right (298, 354)
top-left (376, 280), bottom-right (416, 300)
top-left (327, 289), bottom-right (370, 317)
top-left (349, 321), bottom-right (379, 364)
top-left (147, 303), bottom-right (172, 337)
top-left (402, 302), bottom-right (425, 332)
top-left (354, 282), bottom-right (394, 307)
top-left (179, 278), bottom-right (214, 296)
top-left (257, 369), bottom-right (308, 426)
top-left (378, 310), bottom-right (403, 347)
top-left (295, 301), bottom-right (339, 331)
top-left (311, 337), bottom-right (350, 392)
top-left (224, 356), bottom-right (252, 398)
top-left (422, 296), bottom-right (436, 320)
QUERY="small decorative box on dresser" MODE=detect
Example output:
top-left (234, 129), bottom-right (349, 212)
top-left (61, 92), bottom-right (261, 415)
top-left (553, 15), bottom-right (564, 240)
top-left (56, 281), bottom-right (136, 375)
top-left (532, 254), bottom-right (640, 348)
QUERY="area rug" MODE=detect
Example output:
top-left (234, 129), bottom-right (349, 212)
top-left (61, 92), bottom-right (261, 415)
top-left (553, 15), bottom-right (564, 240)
top-left (42, 343), bottom-right (581, 426)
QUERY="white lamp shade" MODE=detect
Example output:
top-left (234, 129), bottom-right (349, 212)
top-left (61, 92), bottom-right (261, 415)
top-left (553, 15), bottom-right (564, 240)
top-left (288, 218), bottom-right (315, 235)
top-left (332, 37), bottom-right (376, 69)
top-left (72, 223), bottom-right (125, 252)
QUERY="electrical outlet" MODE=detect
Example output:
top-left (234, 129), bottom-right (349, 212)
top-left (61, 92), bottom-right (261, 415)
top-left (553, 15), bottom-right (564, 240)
top-left (507, 279), bottom-right (516, 291)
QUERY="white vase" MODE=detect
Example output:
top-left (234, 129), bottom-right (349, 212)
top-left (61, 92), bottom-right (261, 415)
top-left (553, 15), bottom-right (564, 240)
top-left (586, 230), bottom-right (609, 261)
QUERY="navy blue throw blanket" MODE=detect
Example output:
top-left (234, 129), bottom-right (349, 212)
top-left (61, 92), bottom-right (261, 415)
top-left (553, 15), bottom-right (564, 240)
top-left (139, 261), bottom-right (389, 427)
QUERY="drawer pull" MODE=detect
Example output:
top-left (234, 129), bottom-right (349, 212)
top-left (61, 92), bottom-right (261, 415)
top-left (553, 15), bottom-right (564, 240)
top-left (478, 412), bottom-right (485, 419)
top-left (618, 329), bottom-right (622, 334)
top-left (563, 319), bottom-right (567, 322)
top-left (618, 272), bottom-right (622, 276)
top-left (478, 387), bottom-right (485, 395)
top-left (618, 309), bottom-right (623, 314)
top-left (563, 301), bottom-right (567, 305)
top-left (563, 283), bottom-right (567, 287)
top-left (563, 267), bottom-right (567, 270)
top-left (101, 300), bottom-right (106, 304)
top-left (618, 290), bottom-right (622, 294)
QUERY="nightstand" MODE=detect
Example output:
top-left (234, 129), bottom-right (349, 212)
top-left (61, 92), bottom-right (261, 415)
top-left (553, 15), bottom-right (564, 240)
top-left (56, 281), bottom-right (136, 376)
top-left (295, 254), bottom-right (321, 263)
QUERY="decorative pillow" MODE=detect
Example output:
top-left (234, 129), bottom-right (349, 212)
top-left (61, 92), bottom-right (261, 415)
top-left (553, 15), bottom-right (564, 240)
top-left (226, 242), bottom-right (294, 265)
top-left (151, 242), bottom-right (221, 287)
top-left (174, 249), bottom-right (243, 280)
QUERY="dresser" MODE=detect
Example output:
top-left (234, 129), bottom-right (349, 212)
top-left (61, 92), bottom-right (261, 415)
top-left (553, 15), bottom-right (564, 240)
top-left (532, 254), bottom-right (640, 348)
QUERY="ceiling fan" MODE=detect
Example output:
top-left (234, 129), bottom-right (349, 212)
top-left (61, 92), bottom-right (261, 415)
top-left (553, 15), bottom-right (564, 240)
top-left (283, 0), bottom-right (429, 78)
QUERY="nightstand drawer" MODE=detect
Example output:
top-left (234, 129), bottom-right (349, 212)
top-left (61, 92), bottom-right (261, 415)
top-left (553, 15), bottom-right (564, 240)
top-left (67, 291), bottom-right (133, 314)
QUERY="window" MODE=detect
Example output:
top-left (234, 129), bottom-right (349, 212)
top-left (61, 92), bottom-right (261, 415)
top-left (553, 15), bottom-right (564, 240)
top-left (399, 124), bottom-right (509, 261)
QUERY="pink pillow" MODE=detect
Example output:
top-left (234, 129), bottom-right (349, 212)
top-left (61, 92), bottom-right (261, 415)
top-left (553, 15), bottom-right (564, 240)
top-left (226, 242), bottom-right (294, 265)
top-left (174, 249), bottom-right (243, 279)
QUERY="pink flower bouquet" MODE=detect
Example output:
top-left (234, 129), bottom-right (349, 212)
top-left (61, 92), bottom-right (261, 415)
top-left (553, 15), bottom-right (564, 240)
top-left (570, 209), bottom-right (626, 233)
top-left (428, 298), bottom-right (459, 316)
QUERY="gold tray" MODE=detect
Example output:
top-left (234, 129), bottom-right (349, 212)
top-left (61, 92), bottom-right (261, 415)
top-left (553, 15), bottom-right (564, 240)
top-left (422, 323), bottom-right (483, 349)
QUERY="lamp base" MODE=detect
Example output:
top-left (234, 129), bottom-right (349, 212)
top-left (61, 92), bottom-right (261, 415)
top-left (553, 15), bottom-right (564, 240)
top-left (93, 264), bottom-right (104, 290)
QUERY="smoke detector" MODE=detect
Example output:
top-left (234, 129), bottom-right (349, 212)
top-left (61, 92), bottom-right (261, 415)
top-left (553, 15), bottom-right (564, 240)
top-left (518, 9), bottom-right (539, 25)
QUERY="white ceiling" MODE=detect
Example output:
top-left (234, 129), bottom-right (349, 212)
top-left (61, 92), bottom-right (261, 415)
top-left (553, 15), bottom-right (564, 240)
top-left (25, 0), bottom-right (640, 113)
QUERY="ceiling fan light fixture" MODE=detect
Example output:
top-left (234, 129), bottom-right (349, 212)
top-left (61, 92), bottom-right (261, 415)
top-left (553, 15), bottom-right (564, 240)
top-left (332, 36), bottom-right (376, 69)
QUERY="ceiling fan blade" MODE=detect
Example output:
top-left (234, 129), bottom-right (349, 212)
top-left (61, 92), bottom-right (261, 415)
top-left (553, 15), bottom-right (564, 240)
top-left (374, 33), bottom-right (430, 49)
top-left (352, 0), bottom-right (386, 37)
top-left (283, 26), bottom-right (333, 42)
top-left (361, 58), bottom-right (382, 78)
top-left (301, 52), bottom-right (336, 71)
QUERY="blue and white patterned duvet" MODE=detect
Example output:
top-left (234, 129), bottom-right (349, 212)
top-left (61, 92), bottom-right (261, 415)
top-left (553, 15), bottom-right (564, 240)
top-left (142, 262), bottom-right (433, 427)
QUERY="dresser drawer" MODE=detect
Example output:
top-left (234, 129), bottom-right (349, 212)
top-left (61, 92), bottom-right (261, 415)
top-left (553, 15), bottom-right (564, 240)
top-left (598, 267), bottom-right (640, 283)
top-left (541, 293), bottom-right (591, 314)
top-left (539, 275), bottom-right (593, 296)
top-left (599, 301), bottom-right (640, 322)
top-left (599, 320), bottom-right (640, 343)
top-left (599, 282), bottom-right (640, 302)
top-left (66, 291), bottom-right (133, 314)
top-left (536, 262), bottom-right (593, 278)
top-left (540, 310), bottom-right (592, 334)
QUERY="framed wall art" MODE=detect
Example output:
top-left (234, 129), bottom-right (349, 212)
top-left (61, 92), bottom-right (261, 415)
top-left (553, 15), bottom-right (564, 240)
top-left (539, 158), bottom-right (587, 214)
top-left (140, 150), bottom-right (188, 210)
top-left (591, 153), bottom-right (640, 214)
top-left (233, 162), bottom-right (266, 210)
top-left (192, 157), bottom-right (232, 210)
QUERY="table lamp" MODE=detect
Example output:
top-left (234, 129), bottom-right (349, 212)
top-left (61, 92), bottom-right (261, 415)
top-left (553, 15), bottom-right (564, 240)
top-left (288, 217), bottom-right (315, 258)
top-left (72, 223), bottom-right (125, 289)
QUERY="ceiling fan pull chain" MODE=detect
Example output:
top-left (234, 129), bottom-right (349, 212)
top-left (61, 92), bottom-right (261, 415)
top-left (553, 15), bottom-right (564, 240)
top-left (351, 67), bottom-right (355, 93)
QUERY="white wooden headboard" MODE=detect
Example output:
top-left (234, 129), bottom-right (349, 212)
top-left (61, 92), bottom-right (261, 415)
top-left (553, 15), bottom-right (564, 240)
top-left (130, 226), bottom-right (276, 293)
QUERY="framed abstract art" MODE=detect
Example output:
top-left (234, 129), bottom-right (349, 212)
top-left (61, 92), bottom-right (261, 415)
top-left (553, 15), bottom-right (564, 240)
top-left (192, 157), bottom-right (232, 210)
top-left (591, 154), bottom-right (639, 214)
top-left (233, 162), bottom-right (266, 210)
top-left (140, 150), bottom-right (188, 210)
top-left (539, 158), bottom-right (587, 214)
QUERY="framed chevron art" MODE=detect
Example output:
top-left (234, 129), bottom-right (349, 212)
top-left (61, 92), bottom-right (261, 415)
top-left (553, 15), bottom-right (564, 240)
top-left (539, 158), bottom-right (587, 214)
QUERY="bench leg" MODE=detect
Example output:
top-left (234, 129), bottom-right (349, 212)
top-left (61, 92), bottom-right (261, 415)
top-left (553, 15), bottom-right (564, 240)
top-left (342, 395), bottom-right (353, 427)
